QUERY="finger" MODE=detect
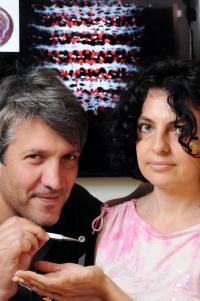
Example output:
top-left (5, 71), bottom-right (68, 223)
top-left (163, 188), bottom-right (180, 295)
top-left (0, 216), bottom-right (47, 239)
top-left (14, 276), bottom-right (63, 301)
top-left (0, 217), bottom-right (49, 249)
top-left (0, 231), bottom-right (46, 257)
top-left (31, 287), bottom-right (62, 301)
top-left (11, 232), bottom-right (42, 258)
top-left (13, 271), bottom-right (47, 289)
top-left (31, 287), bottom-right (91, 301)
top-left (35, 261), bottom-right (62, 273)
top-left (17, 278), bottom-right (33, 289)
top-left (21, 232), bottom-right (41, 253)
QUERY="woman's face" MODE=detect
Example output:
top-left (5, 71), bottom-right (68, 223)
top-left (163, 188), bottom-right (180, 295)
top-left (136, 88), bottom-right (200, 189)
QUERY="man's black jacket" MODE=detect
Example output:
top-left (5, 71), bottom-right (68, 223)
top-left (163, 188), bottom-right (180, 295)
top-left (10, 183), bottom-right (101, 301)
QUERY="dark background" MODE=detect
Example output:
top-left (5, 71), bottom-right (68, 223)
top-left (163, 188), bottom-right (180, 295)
top-left (0, 0), bottom-right (198, 176)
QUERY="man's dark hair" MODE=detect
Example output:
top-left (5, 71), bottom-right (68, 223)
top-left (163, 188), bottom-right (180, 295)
top-left (0, 67), bottom-right (88, 162)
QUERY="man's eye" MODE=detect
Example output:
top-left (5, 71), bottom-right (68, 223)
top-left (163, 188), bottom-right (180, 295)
top-left (27, 154), bottom-right (41, 160)
top-left (138, 123), bottom-right (151, 133)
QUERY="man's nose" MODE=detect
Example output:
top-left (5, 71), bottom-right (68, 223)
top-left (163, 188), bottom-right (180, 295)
top-left (41, 162), bottom-right (63, 190)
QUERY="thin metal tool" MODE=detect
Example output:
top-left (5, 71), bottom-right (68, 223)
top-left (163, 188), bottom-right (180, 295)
top-left (47, 232), bottom-right (85, 243)
top-left (19, 282), bottom-right (32, 291)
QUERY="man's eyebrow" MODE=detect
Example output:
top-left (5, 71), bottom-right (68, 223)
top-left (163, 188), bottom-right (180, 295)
top-left (21, 147), bottom-right (81, 156)
top-left (21, 148), bottom-right (43, 154)
top-left (67, 149), bottom-right (81, 154)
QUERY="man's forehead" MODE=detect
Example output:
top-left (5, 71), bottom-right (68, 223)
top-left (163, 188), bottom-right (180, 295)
top-left (8, 118), bottom-right (80, 150)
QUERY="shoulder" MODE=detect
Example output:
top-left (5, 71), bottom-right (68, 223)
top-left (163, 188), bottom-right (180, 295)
top-left (95, 199), bottom-right (137, 255)
top-left (62, 183), bottom-right (102, 222)
top-left (93, 198), bottom-right (136, 236)
top-left (69, 183), bottom-right (102, 209)
top-left (105, 182), bottom-right (153, 207)
top-left (105, 198), bottom-right (136, 213)
top-left (69, 183), bottom-right (100, 201)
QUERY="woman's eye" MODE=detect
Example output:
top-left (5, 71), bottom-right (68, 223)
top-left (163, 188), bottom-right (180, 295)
top-left (138, 123), bottom-right (151, 133)
top-left (64, 154), bottom-right (78, 161)
top-left (175, 127), bottom-right (184, 135)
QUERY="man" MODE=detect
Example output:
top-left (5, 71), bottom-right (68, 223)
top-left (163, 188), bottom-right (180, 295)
top-left (0, 68), bottom-right (101, 301)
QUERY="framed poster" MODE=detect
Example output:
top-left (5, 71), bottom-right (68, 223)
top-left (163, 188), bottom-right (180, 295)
top-left (0, 0), bottom-right (195, 176)
top-left (0, 0), bottom-right (19, 52)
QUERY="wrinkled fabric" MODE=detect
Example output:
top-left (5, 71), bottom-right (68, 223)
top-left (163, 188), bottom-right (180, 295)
top-left (95, 199), bottom-right (200, 301)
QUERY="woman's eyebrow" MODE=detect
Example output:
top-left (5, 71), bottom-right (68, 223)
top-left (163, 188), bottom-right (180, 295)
top-left (138, 115), bottom-right (177, 126)
top-left (138, 115), bottom-right (152, 122)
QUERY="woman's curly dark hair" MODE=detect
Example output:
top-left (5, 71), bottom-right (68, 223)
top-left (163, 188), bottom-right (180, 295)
top-left (109, 59), bottom-right (200, 181)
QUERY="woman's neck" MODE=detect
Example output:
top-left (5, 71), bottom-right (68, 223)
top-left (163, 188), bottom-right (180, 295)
top-left (153, 185), bottom-right (200, 213)
top-left (137, 185), bottom-right (200, 233)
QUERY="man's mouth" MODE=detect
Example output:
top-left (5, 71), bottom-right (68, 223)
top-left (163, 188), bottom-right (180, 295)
top-left (34, 194), bottom-right (62, 206)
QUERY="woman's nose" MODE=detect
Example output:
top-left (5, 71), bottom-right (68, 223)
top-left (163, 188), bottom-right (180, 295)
top-left (152, 131), bottom-right (170, 154)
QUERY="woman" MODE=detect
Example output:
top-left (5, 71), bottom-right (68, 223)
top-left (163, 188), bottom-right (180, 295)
top-left (13, 59), bottom-right (200, 301)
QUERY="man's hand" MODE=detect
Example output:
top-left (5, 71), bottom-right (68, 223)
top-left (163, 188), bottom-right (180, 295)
top-left (0, 216), bottom-right (48, 301)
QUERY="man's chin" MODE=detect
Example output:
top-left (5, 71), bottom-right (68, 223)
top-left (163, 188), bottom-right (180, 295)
top-left (30, 214), bottom-right (60, 227)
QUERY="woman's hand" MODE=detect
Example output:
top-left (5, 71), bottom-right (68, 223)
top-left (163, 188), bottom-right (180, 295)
top-left (13, 261), bottom-right (134, 301)
top-left (13, 261), bottom-right (107, 301)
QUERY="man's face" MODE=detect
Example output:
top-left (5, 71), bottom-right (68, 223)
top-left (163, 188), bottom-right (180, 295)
top-left (0, 117), bottom-right (80, 226)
